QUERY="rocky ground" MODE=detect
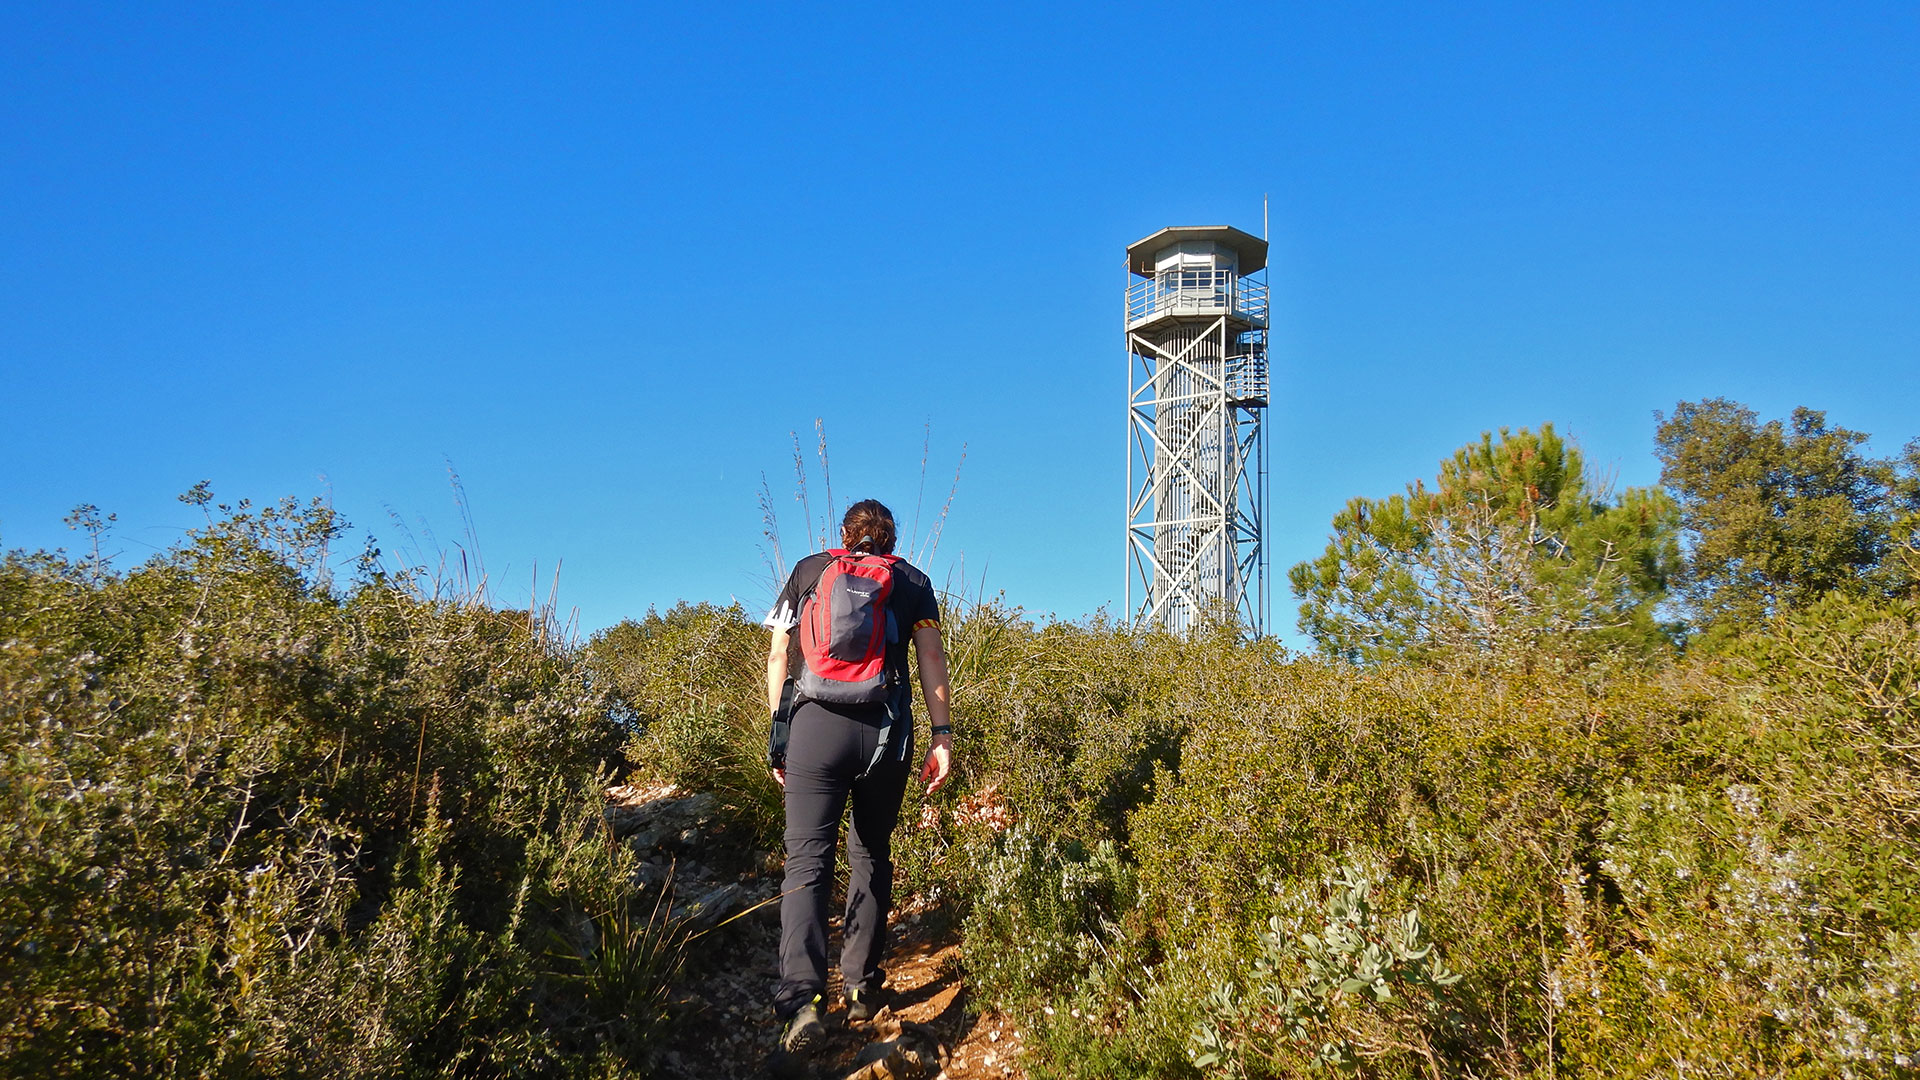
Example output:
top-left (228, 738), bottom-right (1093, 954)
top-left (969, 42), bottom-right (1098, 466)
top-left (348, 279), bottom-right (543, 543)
top-left (608, 784), bottom-right (1031, 1080)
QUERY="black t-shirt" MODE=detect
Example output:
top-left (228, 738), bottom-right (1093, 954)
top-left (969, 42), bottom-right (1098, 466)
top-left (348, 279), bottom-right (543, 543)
top-left (764, 551), bottom-right (941, 688)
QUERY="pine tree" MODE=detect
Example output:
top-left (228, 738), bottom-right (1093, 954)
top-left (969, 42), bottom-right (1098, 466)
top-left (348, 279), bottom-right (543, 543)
top-left (1290, 425), bottom-right (1679, 663)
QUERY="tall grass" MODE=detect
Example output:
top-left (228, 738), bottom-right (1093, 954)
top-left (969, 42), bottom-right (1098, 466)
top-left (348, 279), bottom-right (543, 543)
top-left (756, 419), bottom-right (967, 596)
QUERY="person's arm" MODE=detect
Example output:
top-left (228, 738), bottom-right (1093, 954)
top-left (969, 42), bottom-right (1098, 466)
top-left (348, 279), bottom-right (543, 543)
top-left (913, 624), bottom-right (954, 793)
top-left (767, 627), bottom-right (790, 713)
top-left (767, 627), bottom-right (790, 786)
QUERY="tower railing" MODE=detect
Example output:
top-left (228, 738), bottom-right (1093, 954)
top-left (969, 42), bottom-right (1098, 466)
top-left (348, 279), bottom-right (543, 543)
top-left (1126, 270), bottom-right (1268, 327)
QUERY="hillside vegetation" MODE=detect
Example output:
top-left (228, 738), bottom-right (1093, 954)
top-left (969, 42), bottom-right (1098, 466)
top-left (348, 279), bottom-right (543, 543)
top-left (2, 496), bottom-right (652, 1078)
top-left (603, 592), bottom-right (1919, 1078)
top-left (5, 398), bottom-right (1918, 1078)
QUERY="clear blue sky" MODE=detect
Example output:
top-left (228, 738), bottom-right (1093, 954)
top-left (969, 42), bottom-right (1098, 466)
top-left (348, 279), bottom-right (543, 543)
top-left (4, 3), bottom-right (1916, 645)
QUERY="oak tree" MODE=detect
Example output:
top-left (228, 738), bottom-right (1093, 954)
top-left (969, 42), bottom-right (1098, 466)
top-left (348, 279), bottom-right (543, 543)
top-left (1653, 399), bottom-right (1902, 631)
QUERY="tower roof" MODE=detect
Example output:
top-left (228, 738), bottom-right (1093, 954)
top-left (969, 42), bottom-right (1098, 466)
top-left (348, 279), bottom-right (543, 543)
top-left (1126, 225), bottom-right (1268, 276)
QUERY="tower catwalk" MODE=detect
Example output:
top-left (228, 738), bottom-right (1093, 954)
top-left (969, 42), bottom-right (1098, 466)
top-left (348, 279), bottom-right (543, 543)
top-left (1124, 226), bottom-right (1269, 634)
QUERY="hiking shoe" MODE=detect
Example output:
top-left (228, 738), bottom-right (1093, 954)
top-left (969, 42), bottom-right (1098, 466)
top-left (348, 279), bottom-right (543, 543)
top-left (845, 987), bottom-right (884, 1023)
top-left (781, 995), bottom-right (826, 1056)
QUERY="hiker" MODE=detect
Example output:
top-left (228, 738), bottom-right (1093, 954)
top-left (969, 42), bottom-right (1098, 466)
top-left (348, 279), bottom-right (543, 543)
top-left (764, 499), bottom-right (954, 1055)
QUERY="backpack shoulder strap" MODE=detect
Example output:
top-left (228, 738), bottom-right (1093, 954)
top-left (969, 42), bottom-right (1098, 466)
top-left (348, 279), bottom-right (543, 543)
top-left (797, 550), bottom-right (842, 600)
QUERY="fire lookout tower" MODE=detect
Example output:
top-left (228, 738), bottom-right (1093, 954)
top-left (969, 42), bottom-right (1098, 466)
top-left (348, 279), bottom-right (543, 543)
top-left (1124, 225), bottom-right (1270, 634)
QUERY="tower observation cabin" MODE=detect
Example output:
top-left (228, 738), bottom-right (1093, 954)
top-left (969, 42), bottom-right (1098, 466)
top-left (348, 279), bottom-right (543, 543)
top-left (1124, 225), bottom-right (1270, 634)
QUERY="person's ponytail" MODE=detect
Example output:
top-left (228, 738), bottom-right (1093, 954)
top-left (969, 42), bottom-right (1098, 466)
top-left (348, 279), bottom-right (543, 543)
top-left (840, 500), bottom-right (896, 555)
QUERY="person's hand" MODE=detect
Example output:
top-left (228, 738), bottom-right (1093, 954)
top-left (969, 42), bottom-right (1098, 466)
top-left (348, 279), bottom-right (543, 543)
top-left (771, 767), bottom-right (786, 788)
top-left (919, 734), bottom-right (952, 794)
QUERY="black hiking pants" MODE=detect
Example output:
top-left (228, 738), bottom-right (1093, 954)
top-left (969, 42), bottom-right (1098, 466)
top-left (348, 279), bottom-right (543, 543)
top-left (774, 700), bottom-right (911, 1017)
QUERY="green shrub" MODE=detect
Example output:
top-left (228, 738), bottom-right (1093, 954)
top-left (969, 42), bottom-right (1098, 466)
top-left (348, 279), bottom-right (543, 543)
top-left (957, 614), bottom-right (1918, 1078)
top-left (962, 826), bottom-right (1138, 1011)
top-left (587, 602), bottom-right (783, 849)
top-left (1190, 861), bottom-right (1465, 1078)
top-left (0, 496), bottom-right (662, 1078)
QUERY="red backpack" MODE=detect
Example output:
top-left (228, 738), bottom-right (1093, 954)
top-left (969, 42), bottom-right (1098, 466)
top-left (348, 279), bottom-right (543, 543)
top-left (794, 549), bottom-right (901, 705)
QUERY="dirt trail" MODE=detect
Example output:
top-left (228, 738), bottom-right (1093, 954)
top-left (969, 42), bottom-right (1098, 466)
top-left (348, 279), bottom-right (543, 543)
top-left (610, 784), bottom-right (1031, 1079)
top-left (655, 906), bottom-right (1031, 1079)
